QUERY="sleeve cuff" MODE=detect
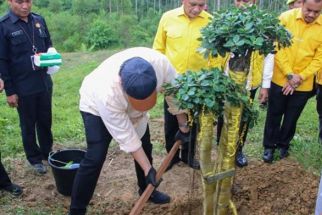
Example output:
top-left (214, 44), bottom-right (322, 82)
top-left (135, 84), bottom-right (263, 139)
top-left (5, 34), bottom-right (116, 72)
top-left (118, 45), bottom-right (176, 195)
top-left (119, 137), bottom-right (142, 153)
top-left (5, 88), bottom-right (16, 96)
top-left (299, 73), bottom-right (306, 81)
top-left (262, 80), bottom-right (271, 88)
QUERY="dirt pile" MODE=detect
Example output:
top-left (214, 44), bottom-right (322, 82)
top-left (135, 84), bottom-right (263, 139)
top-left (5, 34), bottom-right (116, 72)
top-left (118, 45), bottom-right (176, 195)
top-left (0, 118), bottom-right (319, 214)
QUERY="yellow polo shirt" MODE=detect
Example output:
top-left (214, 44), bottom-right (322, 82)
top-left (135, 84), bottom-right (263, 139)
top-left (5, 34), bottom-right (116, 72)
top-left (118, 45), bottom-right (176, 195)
top-left (317, 70), bottom-right (322, 85)
top-left (273, 8), bottom-right (322, 91)
top-left (153, 6), bottom-right (219, 74)
top-left (249, 51), bottom-right (265, 89)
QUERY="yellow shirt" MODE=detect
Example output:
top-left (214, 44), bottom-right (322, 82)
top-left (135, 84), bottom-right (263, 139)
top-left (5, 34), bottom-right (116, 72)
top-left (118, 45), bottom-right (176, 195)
top-left (317, 70), bottom-right (322, 85)
top-left (273, 8), bottom-right (322, 91)
top-left (153, 6), bottom-right (217, 74)
top-left (219, 51), bottom-right (265, 89)
top-left (249, 51), bottom-right (265, 89)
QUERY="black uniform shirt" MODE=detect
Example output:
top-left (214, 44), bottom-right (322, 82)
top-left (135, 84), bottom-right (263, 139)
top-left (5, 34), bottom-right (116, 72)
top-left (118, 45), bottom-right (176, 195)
top-left (0, 10), bottom-right (53, 96)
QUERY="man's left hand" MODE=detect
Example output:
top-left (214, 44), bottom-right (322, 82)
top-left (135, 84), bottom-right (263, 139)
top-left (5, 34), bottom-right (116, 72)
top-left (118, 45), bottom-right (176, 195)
top-left (282, 82), bottom-right (295, 95)
top-left (258, 88), bottom-right (269, 104)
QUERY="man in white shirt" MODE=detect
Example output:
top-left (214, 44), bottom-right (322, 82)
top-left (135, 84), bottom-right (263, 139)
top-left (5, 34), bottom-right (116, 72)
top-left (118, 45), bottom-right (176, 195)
top-left (69, 47), bottom-right (189, 215)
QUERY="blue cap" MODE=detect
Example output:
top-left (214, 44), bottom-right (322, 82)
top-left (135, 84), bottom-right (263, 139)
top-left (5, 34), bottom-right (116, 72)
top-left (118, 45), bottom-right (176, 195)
top-left (120, 57), bottom-right (157, 100)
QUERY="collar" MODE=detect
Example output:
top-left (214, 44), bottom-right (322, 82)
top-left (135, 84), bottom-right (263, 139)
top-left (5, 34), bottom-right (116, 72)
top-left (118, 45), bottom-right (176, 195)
top-left (8, 10), bottom-right (32, 24)
top-left (296, 8), bottom-right (322, 25)
top-left (176, 6), bottom-right (208, 19)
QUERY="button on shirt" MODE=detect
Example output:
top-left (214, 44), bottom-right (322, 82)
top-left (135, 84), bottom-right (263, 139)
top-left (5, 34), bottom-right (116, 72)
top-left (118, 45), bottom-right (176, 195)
top-left (273, 8), bottom-right (322, 92)
top-left (0, 11), bottom-right (52, 96)
top-left (79, 47), bottom-right (177, 153)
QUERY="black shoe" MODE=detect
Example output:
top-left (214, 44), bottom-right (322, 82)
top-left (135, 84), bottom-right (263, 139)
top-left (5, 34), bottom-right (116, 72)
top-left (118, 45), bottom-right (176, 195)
top-left (188, 159), bottom-right (200, 170)
top-left (165, 157), bottom-right (180, 172)
top-left (31, 163), bottom-right (47, 175)
top-left (235, 150), bottom-right (248, 167)
top-left (279, 148), bottom-right (289, 159)
top-left (2, 183), bottom-right (23, 197)
top-left (139, 189), bottom-right (171, 204)
top-left (181, 157), bottom-right (200, 170)
top-left (262, 148), bottom-right (274, 163)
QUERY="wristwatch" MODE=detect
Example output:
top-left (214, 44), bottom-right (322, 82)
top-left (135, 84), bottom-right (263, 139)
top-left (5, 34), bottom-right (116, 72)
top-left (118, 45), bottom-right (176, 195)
top-left (286, 73), bottom-right (293, 80)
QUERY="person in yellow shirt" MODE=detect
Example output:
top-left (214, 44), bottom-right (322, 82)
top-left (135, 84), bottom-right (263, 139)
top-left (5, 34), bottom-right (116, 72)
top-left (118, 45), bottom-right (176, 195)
top-left (153, 0), bottom-right (213, 170)
top-left (287, 0), bottom-right (304, 9)
top-left (262, 0), bottom-right (322, 163)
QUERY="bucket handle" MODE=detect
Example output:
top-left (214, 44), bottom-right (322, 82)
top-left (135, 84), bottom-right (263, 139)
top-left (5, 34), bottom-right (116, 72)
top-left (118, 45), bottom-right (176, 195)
top-left (50, 158), bottom-right (69, 165)
top-left (48, 150), bottom-right (69, 165)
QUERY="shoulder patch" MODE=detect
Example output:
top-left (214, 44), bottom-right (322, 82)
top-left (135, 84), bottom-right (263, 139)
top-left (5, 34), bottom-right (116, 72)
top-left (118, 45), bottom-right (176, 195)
top-left (0, 14), bottom-right (9, 22)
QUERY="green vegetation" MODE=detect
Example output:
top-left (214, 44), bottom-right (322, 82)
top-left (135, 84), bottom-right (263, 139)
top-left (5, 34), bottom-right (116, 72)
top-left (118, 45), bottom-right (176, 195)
top-left (200, 6), bottom-right (291, 59)
top-left (163, 68), bottom-right (255, 123)
top-left (0, 1), bottom-right (288, 53)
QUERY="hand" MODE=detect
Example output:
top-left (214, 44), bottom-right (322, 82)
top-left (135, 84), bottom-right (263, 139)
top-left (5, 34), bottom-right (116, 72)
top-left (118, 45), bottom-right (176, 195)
top-left (0, 79), bottom-right (3, 92)
top-left (282, 82), bottom-right (295, 95)
top-left (145, 167), bottom-right (157, 187)
top-left (175, 129), bottom-right (190, 144)
top-left (288, 74), bottom-right (302, 89)
top-left (290, 74), bottom-right (302, 86)
top-left (258, 88), bottom-right (269, 104)
top-left (7, 94), bottom-right (18, 108)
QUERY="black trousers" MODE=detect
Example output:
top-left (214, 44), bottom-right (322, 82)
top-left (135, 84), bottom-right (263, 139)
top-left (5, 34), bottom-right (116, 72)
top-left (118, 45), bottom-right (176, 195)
top-left (17, 90), bottom-right (53, 164)
top-left (263, 83), bottom-right (310, 149)
top-left (0, 152), bottom-right (12, 188)
top-left (164, 99), bottom-right (197, 163)
top-left (217, 88), bottom-right (257, 147)
top-left (70, 111), bottom-right (153, 214)
top-left (317, 84), bottom-right (322, 142)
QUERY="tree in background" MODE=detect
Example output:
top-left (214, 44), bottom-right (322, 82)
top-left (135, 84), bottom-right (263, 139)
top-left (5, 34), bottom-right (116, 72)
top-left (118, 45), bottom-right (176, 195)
top-left (0, 0), bottom-right (289, 52)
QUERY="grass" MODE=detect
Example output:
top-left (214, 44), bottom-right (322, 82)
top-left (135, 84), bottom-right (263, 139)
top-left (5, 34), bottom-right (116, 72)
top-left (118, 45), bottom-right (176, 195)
top-left (0, 49), bottom-right (321, 175)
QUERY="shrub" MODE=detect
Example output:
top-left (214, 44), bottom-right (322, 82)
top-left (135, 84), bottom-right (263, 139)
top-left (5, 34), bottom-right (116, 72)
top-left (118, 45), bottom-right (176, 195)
top-left (86, 19), bottom-right (118, 50)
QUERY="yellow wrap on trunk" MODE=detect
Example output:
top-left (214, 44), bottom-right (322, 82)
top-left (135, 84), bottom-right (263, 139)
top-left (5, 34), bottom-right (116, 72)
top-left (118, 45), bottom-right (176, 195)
top-left (214, 70), bottom-right (246, 215)
top-left (198, 70), bottom-right (247, 215)
top-left (198, 112), bottom-right (216, 214)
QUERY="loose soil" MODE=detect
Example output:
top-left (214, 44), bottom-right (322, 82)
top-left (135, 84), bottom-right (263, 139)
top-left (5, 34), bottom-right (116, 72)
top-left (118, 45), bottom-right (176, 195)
top-left (0, 119), bottom-right (319, 215)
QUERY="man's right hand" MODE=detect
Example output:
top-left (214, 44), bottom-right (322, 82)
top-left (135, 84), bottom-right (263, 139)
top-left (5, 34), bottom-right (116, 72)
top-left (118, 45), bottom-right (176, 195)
top-left (0, 78), bottom-right (3, 92)
top-left (145, 167), bottom-right (158, 187)
top-left (7, 94), bottom-right (18, 108)
top-left (175, 130), bottom-right (190, 144)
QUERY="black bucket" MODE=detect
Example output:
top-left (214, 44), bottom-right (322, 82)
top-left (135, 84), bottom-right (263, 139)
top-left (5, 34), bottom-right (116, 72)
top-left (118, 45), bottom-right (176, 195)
top-left (48, 149), bottom-right (86, 196)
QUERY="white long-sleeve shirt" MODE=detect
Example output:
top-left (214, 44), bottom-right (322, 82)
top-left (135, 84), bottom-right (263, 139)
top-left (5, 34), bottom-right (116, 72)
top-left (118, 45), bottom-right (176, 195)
top-left (262, 53), bottom-right (274, 89)
top-left (79, 47), bottom-right (177, 153)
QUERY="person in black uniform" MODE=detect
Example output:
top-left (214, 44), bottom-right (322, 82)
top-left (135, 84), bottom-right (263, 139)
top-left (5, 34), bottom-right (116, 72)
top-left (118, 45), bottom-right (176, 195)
top-left (0, 77), bottom-right (23, 196)
top-left (0, 0), bottom-right (53, 174)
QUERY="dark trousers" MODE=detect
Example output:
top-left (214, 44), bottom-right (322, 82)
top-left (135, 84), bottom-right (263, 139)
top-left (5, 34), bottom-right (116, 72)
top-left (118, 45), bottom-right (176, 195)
top-left (263, 83), bottom-right (310, 149)
top-left (0, 152), bottom-right (12, 188)
top-left (17, 90), bottom-right (53, 164)
top-left (317, 84), bottom-right (322, 142)
top-left (70, 111), bottom-right (153, 214)
top-left (164, 100), bottom-right (197, 163)
top-left (217, 88), bottom-right (257, 148)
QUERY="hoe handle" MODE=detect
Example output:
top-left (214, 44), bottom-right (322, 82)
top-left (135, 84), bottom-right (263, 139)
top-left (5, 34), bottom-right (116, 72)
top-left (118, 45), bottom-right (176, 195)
top-left (129, 140), bottom-right (182, 215)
